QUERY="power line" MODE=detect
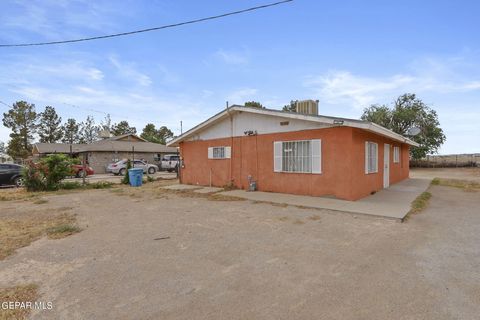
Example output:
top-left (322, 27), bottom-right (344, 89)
top-left (0, 0), bottom-right (293, 48)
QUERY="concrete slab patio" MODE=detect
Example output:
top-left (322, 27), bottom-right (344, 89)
top-left (219, 178), bottom-right (431, 221)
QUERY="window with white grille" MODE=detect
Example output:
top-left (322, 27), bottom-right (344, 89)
top-left (208, 146), bottom-right (231, 159)
top-left (273, 139), bottom-right (321, 174)
top-left (365, 142), bottom-right (378, 174)
top-left (393, 146), bottom-right (400, 163)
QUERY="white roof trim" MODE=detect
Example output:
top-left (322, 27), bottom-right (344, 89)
top-left (167, 106), bottom-right (419, 147)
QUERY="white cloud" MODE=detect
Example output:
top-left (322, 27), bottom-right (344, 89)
top-left (202, 90), bottom-right (214, 98)
top-left (227, 88), bottom-right (258, 104)
top-left (215, 49), bottom-right (249, 65)
top-left (305, 57), bottom-right (480, 109)
top-left (0, 0), bottom-right (128, 42)
top-left (109, 56), bottom-right (152, 87)
top-left (306, 71), bottom-right (415, 108)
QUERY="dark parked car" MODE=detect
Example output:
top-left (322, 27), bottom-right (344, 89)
top-left (0, 163), bottom-right (24, 187)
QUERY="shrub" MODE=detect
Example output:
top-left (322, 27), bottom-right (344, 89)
top-left (121, 159), bottom-right (132, 185)
top-left (43, 154), bottom-right (73, 190)
top-left (22, 154), bottom-right (75, 192)
top-left (22, 161), bottom-right (47, 192)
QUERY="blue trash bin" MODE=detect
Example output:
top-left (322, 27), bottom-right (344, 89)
top-left (128, 168), bottom-right (143, 187)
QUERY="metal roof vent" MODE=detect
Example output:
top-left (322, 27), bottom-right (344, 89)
top-left (295, 99), bottom-right (319, 115)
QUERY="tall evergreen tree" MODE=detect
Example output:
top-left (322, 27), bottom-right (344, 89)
top-left (111, 121), bottom-right (137, 136)
top-left (0, 141), bottom-right (5, 153)
top-left (244, 101), bottom-right (264, 109)
top-left (140, 124), bottom-right (173, 144)
top-left (79, 116), bottom-right (98, 143)
top-left (282, 100), bottom-right (297, 112)
top-left (61, 118), bottom-right (81, 144)
top-left (38, 106), bottom-right (63, 143)
top-left (2, 101), bottom-right (38, 158)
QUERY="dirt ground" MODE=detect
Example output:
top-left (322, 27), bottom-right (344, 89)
top-left (0, 175), bottom-right (479, 319)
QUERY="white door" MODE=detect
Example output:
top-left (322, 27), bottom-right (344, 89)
top-left (383, 144), bottom-right (390, 188)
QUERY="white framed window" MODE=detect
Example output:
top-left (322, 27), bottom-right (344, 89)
top-left (208, 146), bottom-right (231, 159)
top-left (365, 141), bottom-right (378, 174)
top-left (273, 139), bottom-right (321, 174)
top-left (393, 146), bottom-right (400, 163)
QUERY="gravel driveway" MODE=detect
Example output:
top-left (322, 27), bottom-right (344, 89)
top-left (0, 182), bottom-right (479, 319)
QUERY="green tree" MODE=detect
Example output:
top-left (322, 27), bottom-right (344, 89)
top-left (38, 106), bottom-right (63, 143)
top-left (2, 101), bottom-right (38, 158)
top-left (61, 118), bottom-right (81, 144)
top-left (140, 124), bottom-right (173, 144)
top-left (111, 121), bottom-right (137, 136)
top-left (361, 93), bottom-right (446, 159)
top-left (244, 101), bottom-right (264, 109)
top-left (0, 141), bottom-right (5, 153)
top-left (282, 100), bottom-right (297, 112)
top-left (79, 116), bottom-right (98, 143)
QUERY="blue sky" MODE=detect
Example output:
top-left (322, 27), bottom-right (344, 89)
top-left (0, 0), bottom-right (479, 154)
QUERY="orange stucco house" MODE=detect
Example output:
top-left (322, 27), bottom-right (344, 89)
top-left (167, 104), bottom-right (419, 201)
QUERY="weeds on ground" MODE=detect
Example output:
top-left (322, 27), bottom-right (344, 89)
top-left (208, 193), bottom-right (244, 201)
top-left (0, 284), bottom-right (38, 320)
top-left (46, 224), bottom-right (81, 239)
top-left (60, 181), bottom-right (114, 190)
top-left (60, 181), bottom-right (82, 190)
top-left (431, 178), bottom-right (480, 191)
top-left (88, 181), bottom-right (114, 189)
top-left (222, 182), bottom-right (237, 191)
top-left (32, 199), bottom-right (48, 205)
top-left (0, 189), bottom-right (39, 202)
top-left (403, 191), bottom-right (432, 221)
top-left (293, 219), bottom-right (305, 225)
top-left (0, 212), bottom-right (79, 260)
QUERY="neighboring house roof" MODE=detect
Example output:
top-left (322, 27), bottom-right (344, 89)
top-left (103, 133), bottom-right (147, 142)
top-left (33, 136), bottom-right (177, 155)
top-left (167, 105), bottom-right (420, 147)
top-left (33, 143), bottom-right (85, 154)
top-left (83, 140), bottom-right (177, 153)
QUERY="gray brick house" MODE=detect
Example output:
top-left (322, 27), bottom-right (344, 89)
top-left (33, 134), bottom-right (177, 174)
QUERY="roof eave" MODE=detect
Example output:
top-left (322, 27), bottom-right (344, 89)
top-left (167, 106), bottom-right (420, 147)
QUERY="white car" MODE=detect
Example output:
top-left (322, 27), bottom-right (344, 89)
top-left (107, 159), bottom-right (159, 176)
top-left (160, 154), bottom-right (180, 172)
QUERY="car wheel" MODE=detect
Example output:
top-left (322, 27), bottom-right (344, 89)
top-left (148, 167), bottom-right (156, 174)
top-left (119, 168), bottom-right (126, 176)
top-left (13, 176), bottom-right (24, 187)
top-left (76, 170), bottom-right (86, 178)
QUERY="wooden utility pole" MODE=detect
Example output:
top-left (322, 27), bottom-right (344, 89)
top-left (82, 153), bottom-right (87, 186)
